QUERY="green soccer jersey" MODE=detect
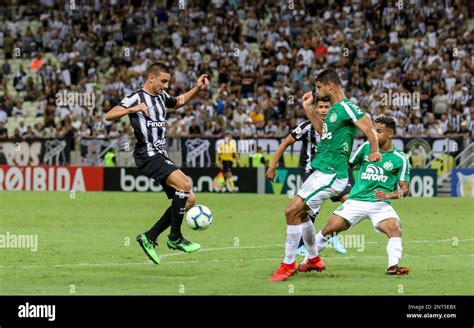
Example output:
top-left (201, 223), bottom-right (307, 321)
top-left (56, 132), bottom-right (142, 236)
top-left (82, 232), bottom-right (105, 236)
top-left (348, 141), bottom-right (411, 202)
top-left (310, 98), bottom-right (366, 178)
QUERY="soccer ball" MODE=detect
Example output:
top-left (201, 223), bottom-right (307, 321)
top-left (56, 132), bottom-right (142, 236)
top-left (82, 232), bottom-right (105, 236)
top-left (185, 205), bottom-right (213, 230)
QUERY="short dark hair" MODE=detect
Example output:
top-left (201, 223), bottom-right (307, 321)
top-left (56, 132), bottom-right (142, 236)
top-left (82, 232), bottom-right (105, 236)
top-left (315, 69), bottom-right (342, 86)
top-left (375, 116), bottom-right (396, 132)
top-left (146, 62), bottom-right (170, 78)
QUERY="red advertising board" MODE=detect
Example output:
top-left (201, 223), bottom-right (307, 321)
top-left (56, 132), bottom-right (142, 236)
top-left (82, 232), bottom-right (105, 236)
top-left (0, 166), bottom-right (104, 191)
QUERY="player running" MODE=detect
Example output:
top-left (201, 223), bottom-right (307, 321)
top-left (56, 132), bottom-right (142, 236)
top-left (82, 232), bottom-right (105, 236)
top-left (309, 116), bottom-right (410, 275)
top-left (265, 99), bottom-right (349, 255)
top-left (105, 62), bottom-right (209, 265)
top-left (269, 69), bottom-right (380, 282)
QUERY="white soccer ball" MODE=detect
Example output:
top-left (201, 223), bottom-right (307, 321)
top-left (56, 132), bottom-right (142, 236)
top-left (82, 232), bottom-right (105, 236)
top-left (185, 205), bottom-right (213, 230)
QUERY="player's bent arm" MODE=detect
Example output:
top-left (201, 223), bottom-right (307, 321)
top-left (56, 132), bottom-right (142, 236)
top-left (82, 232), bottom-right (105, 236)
top-left (304, 106), bottom-right (324, 136)
top-left (105, 103), bottom-right (148, 121)
top-left (174, 87), bottom-right (201, 109)
top-left (266, 135), bottom-right (295, 180)
top-left (269, 135), bottom-right (295, 169)
top-left (174, 74), bottom-right (209, 109)
top-left (354, 115), bottom-right (380, 160)
top-left (375, 181), bottom-right (410, 200)
top-left (302, 91), bottom-right (323, 135)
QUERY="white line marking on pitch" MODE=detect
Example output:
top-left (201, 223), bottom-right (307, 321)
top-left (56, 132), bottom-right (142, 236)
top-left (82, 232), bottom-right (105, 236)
top-left (0, 237), bottom-right (473, 270)
top-left (0, 253), bottom-right (472, 269)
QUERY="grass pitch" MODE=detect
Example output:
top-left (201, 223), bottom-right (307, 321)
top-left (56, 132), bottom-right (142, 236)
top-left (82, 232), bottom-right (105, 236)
top-left (0, 192), bottom-right (472, 295)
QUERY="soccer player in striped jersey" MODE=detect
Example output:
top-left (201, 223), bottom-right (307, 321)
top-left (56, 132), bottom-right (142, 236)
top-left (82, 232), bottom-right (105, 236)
top-left (269, 69), bottom-right (380, 282)
top-left (266, 99), bottom-right (350, 255)
top-left (105, 62), bottom-right (209, 265)
top-left (311, 116), bottom-right (410, 275)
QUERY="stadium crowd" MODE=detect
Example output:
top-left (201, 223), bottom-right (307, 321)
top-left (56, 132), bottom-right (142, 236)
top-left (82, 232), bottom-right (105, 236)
top-left (0, 0), bottom-right (473, 147)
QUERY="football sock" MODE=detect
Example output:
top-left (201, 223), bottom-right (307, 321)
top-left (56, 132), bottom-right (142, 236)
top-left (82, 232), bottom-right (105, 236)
top-left (145, 206), bottom-right (171, 242)
top-left (168, 190), bottom-right (189, 241)
top-left (315, 230), bottom-right (329, 252)
top-left (387, 237), bottom-right (402, 267)
top-left (283, 224), bottom-right (302, 264)
top-left (301, 220), bottom-right (318, 258)
top-left (297, 212), bottom-right (318, 248)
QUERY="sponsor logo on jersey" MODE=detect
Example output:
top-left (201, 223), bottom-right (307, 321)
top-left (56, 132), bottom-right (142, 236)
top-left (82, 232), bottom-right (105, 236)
top-left (146, 120), bottom-right (166, 128)
top-left (329, 113), bottom-right (337, 122)
top-left (361, 164), bottom-right (388, 182)
top-left (383, 161), bottom-right (393, 170)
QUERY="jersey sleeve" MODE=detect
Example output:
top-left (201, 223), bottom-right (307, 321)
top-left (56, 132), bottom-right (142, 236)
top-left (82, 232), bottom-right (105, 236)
top-left (290, 121), bottom-right (311, 141)
top-left (349, 141), bottom-right (369, 166)
top-left (119, 92), bottom-right (139, 109)
top-left (341, 101), bottom-right (366, 122)
top-left (162, 91), bottom-right (177, 108)
top-left (395, 151), bottom-right (411, 182)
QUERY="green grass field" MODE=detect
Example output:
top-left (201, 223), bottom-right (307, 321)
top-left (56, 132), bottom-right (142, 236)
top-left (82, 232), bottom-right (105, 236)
top-left (0, 192), bottom-right (472, 295)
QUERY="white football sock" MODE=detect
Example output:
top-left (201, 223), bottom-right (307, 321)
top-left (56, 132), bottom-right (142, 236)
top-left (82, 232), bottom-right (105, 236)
top-left (315, 231), bottom-right (328, 252)
top-left (386, 237), bottom-right (403, 267)
top-left (283, 225), bottom-right (302, 264)
top-left (301, 220), bottom-right (318, 259)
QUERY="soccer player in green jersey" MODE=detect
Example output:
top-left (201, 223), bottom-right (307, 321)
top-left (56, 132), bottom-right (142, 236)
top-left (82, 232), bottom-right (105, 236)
top-left (269, 69), bottom-right (381, 282)
top-left (312, 116), bottom-right (410, 275)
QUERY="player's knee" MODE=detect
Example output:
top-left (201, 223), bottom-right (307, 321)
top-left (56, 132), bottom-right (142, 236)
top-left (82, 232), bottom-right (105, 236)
top-left (186, 193), bottom-right (196, 209)
top-left (385, 220), bottom-right (402, 237)
top-left (177, 180), bottom-right (192, 192)
top-left (284, 205), bottom-right (299, 223)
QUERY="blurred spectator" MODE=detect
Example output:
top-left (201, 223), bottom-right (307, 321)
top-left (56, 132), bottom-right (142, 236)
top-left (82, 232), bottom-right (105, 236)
top-left (0, 122), bottom-right (8, 138)
top-left (12, 100), bottom-right (25, 117)
top-left (188, 119), bottom-right (202, 138)
top-left (0, 1), bottom-right (471, 148)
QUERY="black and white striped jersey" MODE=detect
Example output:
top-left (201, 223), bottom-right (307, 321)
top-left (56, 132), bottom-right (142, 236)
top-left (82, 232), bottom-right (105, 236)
top-left (119, 88), bottom-right (177, 159)
top-left (290, 120), bottom-right (321, 173)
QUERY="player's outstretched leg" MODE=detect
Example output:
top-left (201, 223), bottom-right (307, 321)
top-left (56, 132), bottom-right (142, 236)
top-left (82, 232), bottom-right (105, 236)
top-left (327, 233), bottom-right (347, 254)
top-left (299, 213), bottom-right (350, 272)
top-left (377, 218), bottom-right (409, 275)
top-left (326, 188), bottom-right (350, 254)
top-left (165, 170), bottom-right (201, 253)
top-left (137, 190), bottom-right (196, 264)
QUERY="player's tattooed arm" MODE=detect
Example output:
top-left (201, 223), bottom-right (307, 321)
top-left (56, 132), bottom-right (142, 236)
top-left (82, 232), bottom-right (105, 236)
top-left (354, 115), bottom-right (380, 162)
top-left (105, 103), bottom-right (149, 120)
top-left (374, 181), bottom-right (410, 200)
top-left (302, 91), bottom-right (323, 135)
top-left (174, 74), bottom-right (209, 109)
top-left (266, 135), bottom-right (296, 181)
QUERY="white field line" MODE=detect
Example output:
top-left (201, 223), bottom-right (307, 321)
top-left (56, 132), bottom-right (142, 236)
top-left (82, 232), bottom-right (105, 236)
top-left (0, 238), bottom-right (473, 270)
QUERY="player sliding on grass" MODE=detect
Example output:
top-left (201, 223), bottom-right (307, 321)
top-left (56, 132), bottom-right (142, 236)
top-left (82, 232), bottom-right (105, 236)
top-left (266, 99), bottom-right (350, 255)
top-left (311, 116), bottom-right (410, 275)
top-left (105, 62), bottom-right (209, 265)
top-left (269, 68), bottom-right (381, 282)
